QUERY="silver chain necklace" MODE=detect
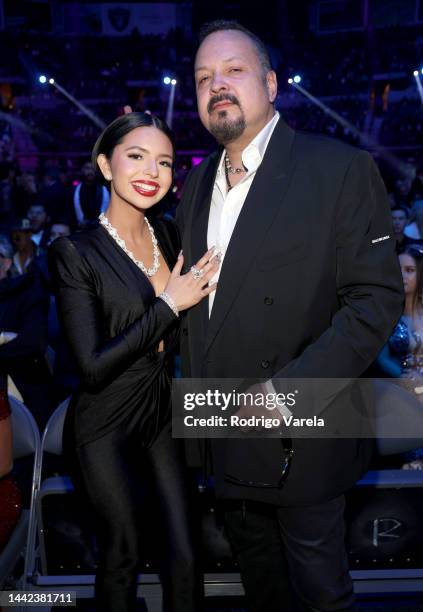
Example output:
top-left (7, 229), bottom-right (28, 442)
top-left (225, 153), bottom-right (246, 174)
top-left (99, 212), bottom-right (160, 277)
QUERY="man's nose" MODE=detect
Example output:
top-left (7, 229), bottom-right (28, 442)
top-left (210, 73), bottom-right (229, 93)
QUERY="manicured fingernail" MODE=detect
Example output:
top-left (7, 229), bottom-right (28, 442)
top-left (178, 250), bottom-right (183, 257)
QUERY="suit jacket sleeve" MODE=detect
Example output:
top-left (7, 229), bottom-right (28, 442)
top-left (274, 150), bottom-right (403, 381)
top-left (48, 237), bottom-right (177, 388)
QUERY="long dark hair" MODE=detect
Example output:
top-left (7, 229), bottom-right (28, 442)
top-left (92, 112), bottom-right (176, 186)
top-left (401, 244), bottom-right (423, 314)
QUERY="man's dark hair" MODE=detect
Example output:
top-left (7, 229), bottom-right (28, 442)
top-left (391, 205), bottom-right (409, 217)
top-left (198, 20), bottom-right (273, 74)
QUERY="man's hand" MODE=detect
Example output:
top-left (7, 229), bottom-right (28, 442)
top-left (233, 382), bottom-right (285, 431)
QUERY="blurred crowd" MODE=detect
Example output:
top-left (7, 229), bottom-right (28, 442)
top-left (1, 24), bottom-right (423, 553)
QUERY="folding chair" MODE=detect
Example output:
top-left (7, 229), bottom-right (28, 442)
top-left (27, 398), bottom-right (166, 611)
top-left (0, 396), bottom-right (41, 591)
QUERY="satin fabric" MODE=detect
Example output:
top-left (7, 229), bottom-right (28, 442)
top-left (48, 216), bottom-right (180, 447)
top-left (48, 217), bottom-right (202, 611)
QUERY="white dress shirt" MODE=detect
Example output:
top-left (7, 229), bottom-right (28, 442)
top-left (207, 111), bottom-right (280, 315)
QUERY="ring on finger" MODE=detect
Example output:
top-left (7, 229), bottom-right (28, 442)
top-left (190, 265), bottom-right (205, 280)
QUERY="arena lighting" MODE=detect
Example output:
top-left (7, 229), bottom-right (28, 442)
top-left (163, 76), bottom-right (171, 85)
top-left (413, 69), bottom-right (423, 105)
top-left (289, 80), bottom-right (409, 178)
top-left (38, 75), bottom-right (47, 84)
top-left (44, 78), bottom-right (105, 129)
top-left (293, 75), bottom-right (302, 84)
top-left (287, 78), bottom-right (293, 84)
top-left (165, 76), bottom-right (177, 128)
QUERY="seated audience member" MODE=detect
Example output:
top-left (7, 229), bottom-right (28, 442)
top-left (9, 219), bottom-right (37, 277)
top-left (0, 234), bottom-right (53, 429)
top-left (408, 165), bottom-right (423, 204)
top-left (72, 161), bottom-right (109, 228)
top-left (27, 203), bottom-right (50, 249)
top-left (376, 244), bottom-right (423, 470)
top-left (404, 200), bottom-right (423, 240)
top-left (0, 373), bottom-right (22, 552)
top-left (49, 219), bottom-right (72, 244)
top-left (392, 205), bottom-right (422, 253)
top-left (38, 167), bottom-right (72, 221)
top-left (13, 171), bottom-right (39, 220)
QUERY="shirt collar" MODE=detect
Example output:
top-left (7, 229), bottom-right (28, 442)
top-left (216, 111), bottom-right (280, 178)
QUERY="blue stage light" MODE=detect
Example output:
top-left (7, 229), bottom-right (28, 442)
top-left (293, 75), bottom-right (302, 84)
top-left (39, 75), bottom-right (47, 84)
top-left (163, 76), bottom-right (171, 85)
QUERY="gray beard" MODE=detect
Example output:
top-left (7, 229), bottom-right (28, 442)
top-left (208, 110), bottom-right (246, 145)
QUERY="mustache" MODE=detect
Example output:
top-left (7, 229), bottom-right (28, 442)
top-left (207, 94), bottom-right (240, 114)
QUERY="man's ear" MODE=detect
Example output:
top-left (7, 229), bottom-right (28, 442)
top-left (96, 154), bottom-right (112, 182)
top-left (266, 70), bottom-right (278, 104)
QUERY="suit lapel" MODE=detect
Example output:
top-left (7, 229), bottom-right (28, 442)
top-left (189, 150), bottom-right (222, 263)
top-left (187, 150), bottom-right (221, 372)
top-left (205, 119), bottom-right (296, 355)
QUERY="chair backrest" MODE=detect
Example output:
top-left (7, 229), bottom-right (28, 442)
top-left (9, 396), bottom-right (41, 460)
top-left (41, 397), bottom-right (70, 456)
top-left (374, 379), bottom-right (423, 455)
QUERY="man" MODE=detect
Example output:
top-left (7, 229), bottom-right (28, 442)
top-left (49, 219), bottom-right (72, 244)
top-left (72, 161), bottom-right (109, 227)
top-left (9, 218), bottom-right (37, 277)
top-left (0, 233), bottom-right (53, 429)
top-left (176, 21), bottom-right (404, 612)
top-left (27, 203), bottom-right (50, 249)
top-left (38, 167), bottom-right (72, 221)
top-left (391, 205), bottom-right (420, 253)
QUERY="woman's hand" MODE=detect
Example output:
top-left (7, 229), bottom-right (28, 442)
top-left (164, 248), bottom-right (221, 312)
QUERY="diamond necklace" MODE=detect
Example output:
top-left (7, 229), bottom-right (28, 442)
top-left (99, 212), bottom-right (160, 277)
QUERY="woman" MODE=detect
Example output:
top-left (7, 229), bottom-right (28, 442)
top-left (404, 200), bottom-right (423, 240)
top-left (377, 244), bottom-right (423, 469)
top-left (0, 373), bottom-right (22, 552)
top-left (0, 238), bottom-right (21, 553)
top-left (48, 112), bottom-right (219, 611)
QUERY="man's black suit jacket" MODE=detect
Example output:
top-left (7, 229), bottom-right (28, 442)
top-left (176, 118), bottom-right (404, 506)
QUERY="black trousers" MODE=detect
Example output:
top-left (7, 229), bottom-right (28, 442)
top-left (75, 421), bottom-right (202, 612)
top-left (224, 496), bottom-right (355, 612)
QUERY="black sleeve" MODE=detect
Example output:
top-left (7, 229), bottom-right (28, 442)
top-left (48, 237), bottom-right (178, 389)
top-left (274, 150), bottom-right (404, 381)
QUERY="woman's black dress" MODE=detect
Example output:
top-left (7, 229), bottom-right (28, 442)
top-left (48, 217), bottom-right (200, 612)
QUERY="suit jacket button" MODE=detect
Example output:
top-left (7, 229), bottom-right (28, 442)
top-left (264, 297), bottom-right (273, 305)
top-left (261, 360), bottom-right (270, 369)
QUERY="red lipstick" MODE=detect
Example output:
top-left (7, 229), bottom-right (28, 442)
top-left (131, 180), bottom-right (160, 197)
